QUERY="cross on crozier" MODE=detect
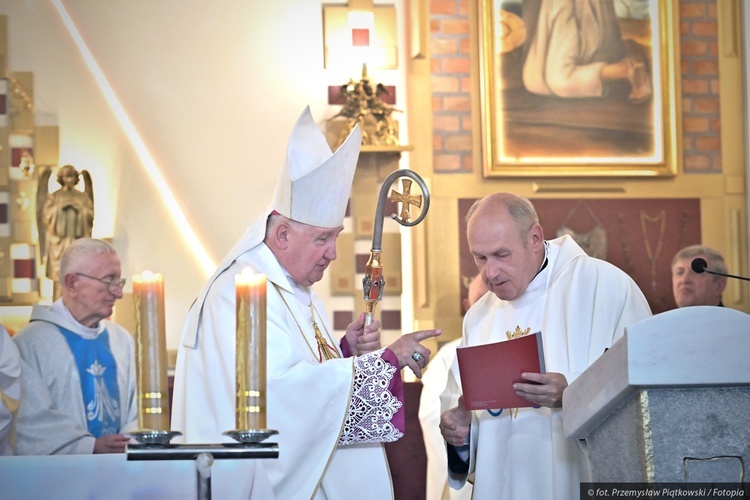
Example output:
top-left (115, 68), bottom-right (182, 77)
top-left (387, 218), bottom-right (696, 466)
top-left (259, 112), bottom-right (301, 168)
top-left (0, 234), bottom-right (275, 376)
top-left (390, 179), bottom-right (422, 223)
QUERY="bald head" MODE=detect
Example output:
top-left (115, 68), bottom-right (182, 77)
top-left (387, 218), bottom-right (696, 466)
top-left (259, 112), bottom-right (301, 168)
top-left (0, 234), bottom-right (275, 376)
top-left (466, 193), bottom-right (540, 241)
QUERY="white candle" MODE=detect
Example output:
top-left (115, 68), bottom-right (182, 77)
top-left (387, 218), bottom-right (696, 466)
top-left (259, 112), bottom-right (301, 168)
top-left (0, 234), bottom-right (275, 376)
top-left (235, 269), bottom-right (267, 430)
top-left (132, 271), bottom-right (170, 431)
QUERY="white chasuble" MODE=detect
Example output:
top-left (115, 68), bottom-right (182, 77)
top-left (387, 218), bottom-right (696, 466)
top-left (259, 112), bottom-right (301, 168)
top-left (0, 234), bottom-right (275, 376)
top-left (173, 237), bottom-right (395, 500)
top-left (445, 235), bottom-right (652, 500)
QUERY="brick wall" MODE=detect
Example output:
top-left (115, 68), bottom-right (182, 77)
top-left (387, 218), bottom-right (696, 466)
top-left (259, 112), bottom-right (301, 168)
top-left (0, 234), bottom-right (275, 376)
top-left (679, 0), bottom-right (722, 172)
top-left (430, 0), bottom-right (722, 174)
top-left (430, 0), bottom-right (472, 173)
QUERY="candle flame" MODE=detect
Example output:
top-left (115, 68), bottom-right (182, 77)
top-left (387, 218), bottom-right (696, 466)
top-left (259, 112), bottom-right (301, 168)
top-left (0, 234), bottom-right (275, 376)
top-left (236, 269), bottom-right (267, 287)
top-left (241, 268), bottom-right (255, 278)
top-left (133, 271), bottom-right (162, 284)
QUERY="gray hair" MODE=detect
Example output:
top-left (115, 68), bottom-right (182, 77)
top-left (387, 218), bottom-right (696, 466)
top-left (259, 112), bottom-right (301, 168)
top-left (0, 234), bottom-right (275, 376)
top-left (58, 238), bottom-right (119, 285)
top-left (466, 193), bottom-right (539, 226)
top-left (465, 193), bottom-right (539, 241)
top-left (265, 213), bottom-right (283, 239)
top-left (265, 212), bottom-right (309, 240)
top-left (672, 244), bottom-right (727, 276)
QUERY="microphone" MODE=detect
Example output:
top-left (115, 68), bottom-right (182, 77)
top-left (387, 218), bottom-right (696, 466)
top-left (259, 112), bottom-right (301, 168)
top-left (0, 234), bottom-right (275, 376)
top-left (690, 258), bottom-right (750, 282)
top-left (691, 258), bottom-right (707, 273)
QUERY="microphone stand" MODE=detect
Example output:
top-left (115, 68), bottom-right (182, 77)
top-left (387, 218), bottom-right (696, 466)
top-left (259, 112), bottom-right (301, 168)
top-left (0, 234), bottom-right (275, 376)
top-left (691, 258), bottom-right (750, 282)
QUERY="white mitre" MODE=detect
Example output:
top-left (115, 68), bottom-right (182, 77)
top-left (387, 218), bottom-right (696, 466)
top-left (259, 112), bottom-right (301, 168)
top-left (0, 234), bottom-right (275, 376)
top-left (182, 106), bottom-right (362, 349)
top-left (271, 105), bottom-right (361, 228)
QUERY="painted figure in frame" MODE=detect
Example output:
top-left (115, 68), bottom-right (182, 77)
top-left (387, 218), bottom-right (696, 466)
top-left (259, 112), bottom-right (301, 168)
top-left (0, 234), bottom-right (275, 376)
top-left (493, 0), bottom-right (658, 162)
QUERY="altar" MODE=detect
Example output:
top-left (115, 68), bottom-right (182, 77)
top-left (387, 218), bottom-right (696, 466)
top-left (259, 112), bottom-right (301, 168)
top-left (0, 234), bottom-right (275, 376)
top-left (0, 453), bottom-right (269, 499)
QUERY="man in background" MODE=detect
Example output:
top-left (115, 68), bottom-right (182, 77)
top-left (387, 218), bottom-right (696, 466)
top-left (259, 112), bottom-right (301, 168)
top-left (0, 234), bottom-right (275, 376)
top-left (418, 274), bottom-right (487, 500)
top-left (671, 244), bottom-right (727, 308)
top-left (13, 238), bottom-right (137, 454)
top-left (439, 193), bottom-right (651, 499)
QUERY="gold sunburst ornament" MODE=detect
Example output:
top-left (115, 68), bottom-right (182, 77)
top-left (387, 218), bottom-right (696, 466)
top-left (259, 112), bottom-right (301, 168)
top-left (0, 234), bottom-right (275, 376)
top-left (506, 325), bottom-right (531, 340)
top-left (505, 324), bottom-right (532, 418)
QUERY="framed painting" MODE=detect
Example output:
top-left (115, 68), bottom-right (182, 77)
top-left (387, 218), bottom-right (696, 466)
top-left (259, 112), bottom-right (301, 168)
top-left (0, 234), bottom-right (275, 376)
top-left (478, 0), bottom-right (680, 177)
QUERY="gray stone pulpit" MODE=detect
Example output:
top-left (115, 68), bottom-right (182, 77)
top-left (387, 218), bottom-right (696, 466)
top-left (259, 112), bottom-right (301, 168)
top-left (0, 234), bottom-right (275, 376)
top-left (563, 306), bottom-right (750, 483)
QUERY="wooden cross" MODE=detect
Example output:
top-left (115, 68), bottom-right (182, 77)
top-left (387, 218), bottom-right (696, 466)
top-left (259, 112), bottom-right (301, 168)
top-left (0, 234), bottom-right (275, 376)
top-left (390, 179), bottom-right (422, 223)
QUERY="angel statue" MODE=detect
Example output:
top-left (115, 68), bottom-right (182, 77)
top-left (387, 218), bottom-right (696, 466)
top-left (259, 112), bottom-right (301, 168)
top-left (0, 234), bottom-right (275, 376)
top-left (37, 165), bottom-right (94, 290)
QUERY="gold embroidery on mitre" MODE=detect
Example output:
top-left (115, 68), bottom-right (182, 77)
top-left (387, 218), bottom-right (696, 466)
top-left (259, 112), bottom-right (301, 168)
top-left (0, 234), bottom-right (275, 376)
top-left (506, 325), bottom-right (531, 340)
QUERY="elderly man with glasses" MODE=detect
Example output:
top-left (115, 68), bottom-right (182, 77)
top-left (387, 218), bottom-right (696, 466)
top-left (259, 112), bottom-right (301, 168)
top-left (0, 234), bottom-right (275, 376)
top-left (13, 238), bottom-right (137, 455)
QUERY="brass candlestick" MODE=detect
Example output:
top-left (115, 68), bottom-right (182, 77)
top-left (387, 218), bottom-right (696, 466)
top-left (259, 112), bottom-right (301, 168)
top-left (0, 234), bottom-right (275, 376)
top-left (130, 271), bottom-right (181, 445)
top-left (223, 269), bottom-right (277, 444)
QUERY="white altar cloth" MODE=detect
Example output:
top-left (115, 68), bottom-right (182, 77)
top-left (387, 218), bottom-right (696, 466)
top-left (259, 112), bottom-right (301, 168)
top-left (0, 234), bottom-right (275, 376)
top-left (0, 453), bottom-right (258, 499)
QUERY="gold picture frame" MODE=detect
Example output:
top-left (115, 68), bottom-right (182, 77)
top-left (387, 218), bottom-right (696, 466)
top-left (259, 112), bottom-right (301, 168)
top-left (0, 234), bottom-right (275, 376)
top-left (479, 0), bottom-right (680, 177)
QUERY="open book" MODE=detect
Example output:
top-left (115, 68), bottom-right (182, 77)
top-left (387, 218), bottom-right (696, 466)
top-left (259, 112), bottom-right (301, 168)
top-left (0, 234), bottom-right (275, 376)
top-left (456, 332), bottom-right (545, 410)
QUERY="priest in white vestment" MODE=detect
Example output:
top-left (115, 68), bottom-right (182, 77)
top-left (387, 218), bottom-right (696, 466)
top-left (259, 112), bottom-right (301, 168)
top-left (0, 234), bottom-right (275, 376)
top-left (418, 275), bottom-right (487, 500)
top-left (172, 106), bottom-right (440, 500)
top-left (440, 193), bottom-right (652, 500)
top-left (13, 238), bottom-right (138, 455)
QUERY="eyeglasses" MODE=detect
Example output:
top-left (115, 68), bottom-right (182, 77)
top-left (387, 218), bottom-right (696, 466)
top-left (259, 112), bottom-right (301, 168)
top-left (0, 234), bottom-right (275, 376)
top-left (75, 273), bottom-right (127, 292)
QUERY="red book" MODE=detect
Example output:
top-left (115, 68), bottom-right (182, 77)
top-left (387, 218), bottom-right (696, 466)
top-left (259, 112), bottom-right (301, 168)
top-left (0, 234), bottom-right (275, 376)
top-left (456, 332), bottom-right (545, 410)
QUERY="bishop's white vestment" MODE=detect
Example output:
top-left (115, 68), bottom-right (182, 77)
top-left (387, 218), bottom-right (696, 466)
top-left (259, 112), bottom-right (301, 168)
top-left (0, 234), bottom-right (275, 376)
top-left (442, 235), bottom-right (652, 499)
top-left (173, 217), bottom-right (401, 500)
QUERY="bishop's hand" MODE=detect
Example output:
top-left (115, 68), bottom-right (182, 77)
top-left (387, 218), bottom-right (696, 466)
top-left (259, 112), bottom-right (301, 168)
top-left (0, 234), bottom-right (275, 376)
top-left (344, 313), bottom-right (381, 356)
top-left (387, 328), bottom-right (441, 378)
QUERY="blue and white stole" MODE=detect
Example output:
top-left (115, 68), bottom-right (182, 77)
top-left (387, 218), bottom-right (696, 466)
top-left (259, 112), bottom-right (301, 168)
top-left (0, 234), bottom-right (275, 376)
top-left (57, 326), bottom-right (121, 437)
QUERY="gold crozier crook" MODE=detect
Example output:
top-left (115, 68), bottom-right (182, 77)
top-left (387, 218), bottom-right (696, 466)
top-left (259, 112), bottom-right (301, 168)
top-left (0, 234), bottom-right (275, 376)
top-left (363, 169), bottom-right (431, 328)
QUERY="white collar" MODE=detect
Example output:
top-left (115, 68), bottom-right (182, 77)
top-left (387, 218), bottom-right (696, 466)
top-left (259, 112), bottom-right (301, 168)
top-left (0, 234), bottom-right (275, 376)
top-left (52, 299), bottom-right (104, 336)
top-left (277, 264), bottom-right (312, 305)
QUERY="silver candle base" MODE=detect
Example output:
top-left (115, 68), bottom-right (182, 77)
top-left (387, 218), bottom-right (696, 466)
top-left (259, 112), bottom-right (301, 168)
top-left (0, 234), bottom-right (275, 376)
top-left (128, 430), bottom-right (183, 445)
top-left (223, 429), bottom-right (278, 444)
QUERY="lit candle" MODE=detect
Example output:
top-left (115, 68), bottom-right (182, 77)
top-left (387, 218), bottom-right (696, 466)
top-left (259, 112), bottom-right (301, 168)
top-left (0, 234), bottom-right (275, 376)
top-left (132, 271), bottom-right (170, 431)
top-left (235, 269), bottom-right (267, 430)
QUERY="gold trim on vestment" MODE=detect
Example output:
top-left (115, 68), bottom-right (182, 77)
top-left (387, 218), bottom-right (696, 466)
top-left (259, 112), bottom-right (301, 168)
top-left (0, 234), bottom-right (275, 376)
top-left (272, 283), bottom-right (340, 363)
